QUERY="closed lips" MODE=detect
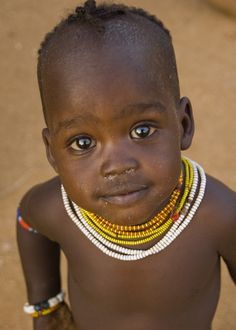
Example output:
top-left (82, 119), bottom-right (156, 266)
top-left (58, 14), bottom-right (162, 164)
top-left (100, 186), bottom-right (149, 206)
top-left (100, 185), bottom-right (148, 198)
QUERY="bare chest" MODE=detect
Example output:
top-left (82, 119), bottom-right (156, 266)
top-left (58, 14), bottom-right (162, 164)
top-left (59, 218), bottom-right (220, 329)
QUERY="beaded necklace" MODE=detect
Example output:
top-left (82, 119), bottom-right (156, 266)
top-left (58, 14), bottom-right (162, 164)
top-left (61, 158), bottom-right (206, 261)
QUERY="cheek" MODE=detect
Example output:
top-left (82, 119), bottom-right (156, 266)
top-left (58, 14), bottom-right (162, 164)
top-left (149, 158), bottom-right (181, 188)
top-left (54, 154), bottom-right (95, 203)
top-left (145, 135), bottom-right (182, 192)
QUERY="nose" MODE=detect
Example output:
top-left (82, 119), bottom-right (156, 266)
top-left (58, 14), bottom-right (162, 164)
top-left (100, 142), bottom-right (139, 178)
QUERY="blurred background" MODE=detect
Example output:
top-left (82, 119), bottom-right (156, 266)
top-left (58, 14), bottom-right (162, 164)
top-left (0, 0), bottom-right (235, 328)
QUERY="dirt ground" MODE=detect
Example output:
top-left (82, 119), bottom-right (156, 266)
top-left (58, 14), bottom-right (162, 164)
top-left (0, 0), bottom-right (235, 329)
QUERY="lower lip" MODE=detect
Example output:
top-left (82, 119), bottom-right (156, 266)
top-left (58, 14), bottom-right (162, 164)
top-left (101, 188), bottom-right (148, 206)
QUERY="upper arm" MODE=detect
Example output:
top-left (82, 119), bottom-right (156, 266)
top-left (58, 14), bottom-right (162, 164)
top-left (218, 208), bottom-right (236, 283)
top-left (209, 180), bottom-right (236, 283)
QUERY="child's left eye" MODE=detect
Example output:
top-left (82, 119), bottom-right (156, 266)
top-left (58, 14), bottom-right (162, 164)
top-left (130, 125), bottom-right (156, 139)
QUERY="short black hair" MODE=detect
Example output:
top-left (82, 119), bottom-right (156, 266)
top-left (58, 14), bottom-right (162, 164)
top-left (38, 0), bottom-right (180, 123)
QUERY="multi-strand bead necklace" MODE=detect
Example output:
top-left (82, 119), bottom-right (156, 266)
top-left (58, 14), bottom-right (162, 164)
top-left (61, 158), bottom-right (206, 261)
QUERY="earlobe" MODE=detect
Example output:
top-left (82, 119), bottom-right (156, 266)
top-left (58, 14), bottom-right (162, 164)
top-left (178, 97), bottom-right (195, 150)
top-left (42, 128), bottom-right (58, 173)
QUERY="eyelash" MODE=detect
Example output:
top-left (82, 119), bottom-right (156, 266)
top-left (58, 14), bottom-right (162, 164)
top-left (68, 124), bottom-right (157, 152)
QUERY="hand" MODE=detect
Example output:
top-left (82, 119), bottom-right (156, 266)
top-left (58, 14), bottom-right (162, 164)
top-left (33, 302), bottom-right (75, 330)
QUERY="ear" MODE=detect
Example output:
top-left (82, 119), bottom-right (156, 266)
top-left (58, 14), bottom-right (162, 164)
top-left (178, 97), bottom-right (195, 150)
top-left (42, 128), bottom-right (59, 173)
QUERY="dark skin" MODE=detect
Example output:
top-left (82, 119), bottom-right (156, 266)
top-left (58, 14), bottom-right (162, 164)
top-left (17, 25), bottom-right (236, 330)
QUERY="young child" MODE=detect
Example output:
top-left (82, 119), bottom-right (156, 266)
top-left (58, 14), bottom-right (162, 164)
top-left (17, 1), bottom-right (236, 329)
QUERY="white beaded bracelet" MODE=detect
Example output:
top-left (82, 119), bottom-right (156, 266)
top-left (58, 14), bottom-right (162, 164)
top-left (23, 291), bottom-right (64, 316)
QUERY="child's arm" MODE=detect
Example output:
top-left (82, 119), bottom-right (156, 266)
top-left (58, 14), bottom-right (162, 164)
top-left (218, 211), bottom-right (236, 284)
top-left (210, 179), bottom-right (236, 283)
top-left (17, 184), bottom-right (75, 329)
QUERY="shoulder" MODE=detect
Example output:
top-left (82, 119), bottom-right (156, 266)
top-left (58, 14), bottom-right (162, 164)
top-left (19, 176), bottom-right (66, 240)
top-left (204, 174), bottom-right (235, 214)
top-left (202, 174), bottom-right (236, 256)
top-left (203, 175), bottom-right (236, 225)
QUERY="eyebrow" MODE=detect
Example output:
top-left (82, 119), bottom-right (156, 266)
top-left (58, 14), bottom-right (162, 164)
top-left (54, 113), bottom-right (101, 135)
top-left (54, 101), bottom-right (165, 134)
top-left (114, 101), bottom-right (166, 120)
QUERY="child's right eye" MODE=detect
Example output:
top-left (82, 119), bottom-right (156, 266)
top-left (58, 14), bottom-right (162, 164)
top-left (69, 136), bottom-right (96, 151)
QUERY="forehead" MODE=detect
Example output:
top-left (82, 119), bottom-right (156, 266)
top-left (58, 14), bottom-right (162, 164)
top-left (39, 18), bottom-right (175, 126)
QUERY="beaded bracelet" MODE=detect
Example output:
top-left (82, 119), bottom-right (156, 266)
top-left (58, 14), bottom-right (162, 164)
top-left (17, 208), bottom-right (38, 234)
top-left (23, 292), bottom-right (64, 318)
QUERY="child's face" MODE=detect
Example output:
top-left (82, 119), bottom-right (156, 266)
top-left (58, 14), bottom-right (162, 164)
top-left (42, 44), bottom-right (193, 225)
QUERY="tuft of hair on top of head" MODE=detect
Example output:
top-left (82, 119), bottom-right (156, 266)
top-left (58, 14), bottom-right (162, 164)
top-left (78, 0), bottom-right (96, 15)
top-left (70, 0), bottom-right (97, 22)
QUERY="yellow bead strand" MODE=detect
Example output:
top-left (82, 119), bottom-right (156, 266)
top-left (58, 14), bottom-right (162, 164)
top-left (82, 209), bottom-right (175, 240)
top-left (81, 208), bottom-right (174, 245)
top-left (171, 158), bottom-right (194, 220)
